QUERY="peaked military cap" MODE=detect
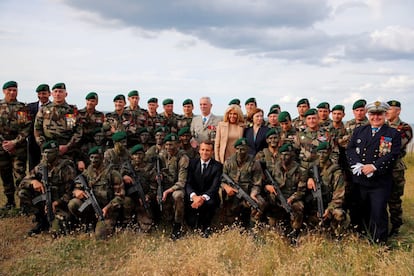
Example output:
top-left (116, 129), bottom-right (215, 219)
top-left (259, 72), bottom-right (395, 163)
top-left (162, 98), bottom-right (173, 105)
top-left (387, 100), bottom-right (401, 108)
top-left (297, 98), bottom-right (310, 107)
top-left (113, 94), bottom-right (126, 102)
top-left (182, 99), bottom-right (193, 106)
top-left (228, 98), bottom-right (240, 105)
top-left (52, 83), bottom-right (66, 90)
top-left (88, 146), bottom-right (103, 155)
top-left (278, 111), bottom-right (291, 122)
top-left (130, 144), bottom-right (144, 154)
top-left (128, 90), bottom-right (139, 97)
top-left (352, 99), bottom-right (366, 110)
top-left (316, 142), bottom-right (330, 151)
top-left (164, 133), bottom-right (178, 143)
top-left (36, 84), bottom-right (50, 93)
top-left (278, 143), bottom-right (294, 153)
top-left (85, 92), bottom-right (98, 100)
top-left (304, 108), bottom-right (318, 117)
top-left (332, 105), bottom-right (344, 112)
top-left (178, 126), bottom-right (191, 136)
top-left (366, 101), bottom-right (389, 113)
top-left (3, 81), bottom-right (17, 89)
top-left (147, 97), bottom-right (158, 103)
top-left (245, 97), bottom-right (257, 105)
top-left (42, 140), bottom-right (58, 150)
top-left (266, 128), bottom-right (279, 138)
top-left (317, 102), bottom-right (330, 110)
top-left (234, 137), bottom-right (248, 148)
top-left (112, 131), bottom-right (127, 141)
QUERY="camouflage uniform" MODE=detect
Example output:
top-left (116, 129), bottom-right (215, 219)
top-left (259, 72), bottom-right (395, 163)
top-left (343, 117), bottom-right (369, 145)
top-left (104, 111), bottom-right (132, 139)
top-left (34, 101), bottom-right (82, 158)
top-left (0, 96), bottom-right (31, 208)
top-left (125, 106), bottom-right (148, 147)
top-left (387, 117), bottom-right (413, 232)
top-left (176, 114), bottom-right (193, 130)
top-left (280, 126), bottom-right (297, 146)
top-left (146, 113), bottom-right (164, 145)
top-left (160, 112), bottom-right (179, 133)
top-left (78, 107), bottom-right (105, 165)
top-left (292, 117), bottom-right (307, 132)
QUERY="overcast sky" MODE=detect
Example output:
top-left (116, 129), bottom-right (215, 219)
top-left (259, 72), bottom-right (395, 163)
top-left (1, 0), bottom-right (414, 122)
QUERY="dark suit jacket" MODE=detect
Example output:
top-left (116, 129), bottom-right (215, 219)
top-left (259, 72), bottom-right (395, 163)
top-left (243, 125), bottom-right (270, 156)
top-left (346, 124), bottom-right (401, 188)
top-left (186, 158), bottom-right (223, 205)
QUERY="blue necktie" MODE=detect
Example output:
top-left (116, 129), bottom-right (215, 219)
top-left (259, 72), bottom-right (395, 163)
top-left (372, 127), bottom-right (378, 136)
top-left (202, 117), bottom-right (207, 124)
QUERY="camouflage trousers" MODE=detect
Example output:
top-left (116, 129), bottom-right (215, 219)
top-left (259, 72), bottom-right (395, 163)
top-left (219, 194), bottom-right (265, 228)
top-left (266, 195), bottom-right (304, 230)
top-left (0, 147), bottom-right (26, 199)
top-left (388, 165), bottom-right (406, 228)
top-left (306, 206), bottom-right (350, 236)
top-left (158, 189), bottom-right (185, 225)
top-left (123, 195), bottom-right (153, 232)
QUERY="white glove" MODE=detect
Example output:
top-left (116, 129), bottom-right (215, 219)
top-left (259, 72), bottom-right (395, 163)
top-left (351, 163), bottom-right (363, 176)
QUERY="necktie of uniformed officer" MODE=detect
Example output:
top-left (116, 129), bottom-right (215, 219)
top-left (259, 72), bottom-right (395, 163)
top-left (202, 117), bottom-right (207, 124)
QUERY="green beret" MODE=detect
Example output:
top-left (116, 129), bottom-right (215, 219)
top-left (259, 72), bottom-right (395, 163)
top-left (52, 83), bottom-right (66, 90)
top-left (366, 101), bottom-right (389, 113)
top-left (42, 140), bottom-right (58, 150)
top-left (162, 98), bottom-right (173, 105)
top-left (304, 108), bottom-right (318, 117)
top-left (332, 105), bottom-right (344, 112)
top-left (164, 133), bottom-right (179, 143)
top-left (352, 99), bottom-right (366, 110)
top-left (182, 99), bottom-right (193, 106)
top-left (130, 144), bottom-right (144, 155)
top-left (228, 98), bottom-right (240, 105)
top-left (297, 98), bottom-right (310, 107)
top-left (245, 97), bottom-right (257, 105)
top-left (268, 109), bottom-right (279, 116)
top-left (234, 137), bottom-right (248, 148)
top-left (316, 142), bottom-right (330, 151)
top-left (112, 131), bottom-right (127, 142)
top-left (3, 81), bottom-right (17, 89)
top-left (128, 90), bottom-right (139, 97)
top-left (147, 97), bottom-right (158, 104)
top-left (387, 100), bottom-right (401, 108)
top-left (85, 92), bottom-right (98, 100)
top-left (278, 111), bottom-right (291, 122)
top-left (113, 94), bottom-right (126, 102)
top-left (266, 128), bottom-right (279, 138)
top-left (155, 126), bottom-right (168, 134)
top-left (138, 127), bottom-right (149, 134)
top-left (270, 104), bottom-right (280, 111)
top-left (278, 143), bottom-right (294, 153)
top-left (36, 84), bottom-right (50, 93)
top-left (178, 126), bottom-right (191, 136)
top-left (88, 146), bottom-right (103, 155)
top-left (317, 102), bottom-right (330, 110)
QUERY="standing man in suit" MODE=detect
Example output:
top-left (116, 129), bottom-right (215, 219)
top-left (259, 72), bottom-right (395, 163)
top-left (186, 141), bottom-right (223, 236)
top-left (27, 84), bottom-right (50, 171)
top-left (347, 101), bottom-right (401, 244)
top-left (190, 97), bottom-right (221, 146)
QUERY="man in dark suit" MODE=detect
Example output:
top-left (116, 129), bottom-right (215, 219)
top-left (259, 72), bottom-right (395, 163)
top-left (27, 84), bottom-right (50, 171)
top-left (186, 140), bottom-right (223, 236)
top-left (347, 101), bottom-right (401, 244)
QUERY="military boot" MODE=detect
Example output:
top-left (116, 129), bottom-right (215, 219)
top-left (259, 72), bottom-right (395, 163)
top-left (1, 195), bottom-right (16, 211)
top-left (170, 222), bottom-right (182, 240)
top-left (28, 212), bottom-right (49, 236)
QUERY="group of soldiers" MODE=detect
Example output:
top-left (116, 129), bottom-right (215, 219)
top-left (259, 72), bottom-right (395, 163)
top-left (0, 80), bottom-right (412, 243)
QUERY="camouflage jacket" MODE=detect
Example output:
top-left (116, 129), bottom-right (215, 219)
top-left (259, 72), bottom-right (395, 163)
top-left (344, 117), bottom-right (369, 145)
top-left (292, 116), bottom-right (307, 132)
top-left (313, 162), bottom-right (345, 211)
top-left (387, 118), bottom-right (413, 158)
top-left (125, 106), bottom-right (148, 135)
top-left (104, 110), bottom-right (132, 134)
top-left (177, 114), bottom-right (193, 130)
top-left (159, 112), bottom-right (179, 133)
top-left (0, 99), bottom-right (31, 149)
top-left (158, 150), bottom-right (189, 191)
top-left (280, 127), bottom-right (297, 145)
top-left (78, 108), bottom-right (105, 143)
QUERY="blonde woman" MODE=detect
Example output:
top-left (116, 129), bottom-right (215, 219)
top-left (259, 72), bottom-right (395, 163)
top-left (214, 104), bottom-right (245, 163)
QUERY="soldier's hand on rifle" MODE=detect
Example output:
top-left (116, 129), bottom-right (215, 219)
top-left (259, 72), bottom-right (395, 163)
top-left (52, 201), bottom-right (59, 213)
top-left (265, 184), bottom-right (276, 195)
top-left (73, 189), bottom-right (88, 199)
top-left (250, 192), bottom-right (259, 203)
top-left (222, 183), bottom-right (237, 196)
top-left (123, 175), bottom-right (133, 185)
top-left (287, 196), bottom-right (294, 205)
top-left (77, 161), bottom-right (86, 172)
top-left (32, 179), bottom-right (45, 194)
top-left (162, 188), bottom-right (173, 201)
top-left (307, 178), bottom-right (316, 191)
top-left (59, 145), bottom-right (68, 155)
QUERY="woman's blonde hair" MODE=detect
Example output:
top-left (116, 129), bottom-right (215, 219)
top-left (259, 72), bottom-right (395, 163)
top-left (223, 104), bottom-right (244, 124)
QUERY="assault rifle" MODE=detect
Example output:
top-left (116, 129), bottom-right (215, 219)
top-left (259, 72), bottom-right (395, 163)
top-left (123, 160), bottom-right (152, 216)
top-left (76, 174), bottom-right (104, 222)
top-left (260, 162), bottom-right (293, 217)
top-left (222, 173), bottom-right (260, 212)
top-left (32, 162), bottom-right (54, 224)
top-left (155, 157), bottom-right (163, 212)
top-left (312, 164), bottom-right (324, 219)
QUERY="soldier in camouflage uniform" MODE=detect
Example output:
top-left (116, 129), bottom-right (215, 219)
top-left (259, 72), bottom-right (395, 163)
top-left (137, 127), bottom-right (151, 152)
top-left (221, 138), bottom-right (263, 228)
top-left (103, 94), bottom-right (131, 138)
top-left (68, 146), bottom-right (124, 239)
top-left (34, 82), bottom-right (82, 160)
top-left (103, 131), bottom-right (130, 170)
top-left (292, 98), bottom-right (310, 132)
top-left (262, 143), bottom-right (306, 238)
top-left (125, 90), bottom-right (148, 148)
top-left (18, 140), bottom-right (76, 236)
top-left (157, 133), bottom-right (189, 239)
top-left (160, 98), bottom-right (178, 133)
top-left (77, 92), bottom-right (105, 171)
top-left (244, 98), bottom-right (257, 127)
top-left (306, 142), bottom-right (349, 236)
top-left (146, 126), bottom-right (168, 162)
top-left (177, 98), bottom-right (194, 130)
top-left (121, 144), bottom-right (155, 232)
top-left (344, 99), bottom-right (368, 144)
top-left (317, 102), bottom-right (333, 131)
top-left (0, 81), bottom-right (31, 210)
top-left (278, 111), bottom-right (298, 155)
top-left (386, 100), bottom-right (413, 236)
top-left (146, 97), bottom-right (163, 145)
top-left (255, 128), bottom-right (281, 165)
top-left (266, 107), bottom-right (282, 132)
top-left (178, 126), bottom-right (199, 159)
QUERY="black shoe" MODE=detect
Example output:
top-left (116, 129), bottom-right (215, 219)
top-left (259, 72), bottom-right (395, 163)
top-left (1, 202), bottom-right (16, 211)
top-left (201, 227), bottom-right (213, 238)
top-left (28, 221), bottom-right (49, 236)
top-left (389, 227), bottom-right (400, 237)
top-left (170, 223), bottom-right (182, 240)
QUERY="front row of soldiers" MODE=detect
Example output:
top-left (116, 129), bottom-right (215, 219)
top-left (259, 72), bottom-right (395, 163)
top-left (17, 126), bottom-right (350, 243)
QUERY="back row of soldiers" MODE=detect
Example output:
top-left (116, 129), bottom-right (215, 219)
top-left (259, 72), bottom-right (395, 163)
top-left (1, 80), bottom-right (412, 243)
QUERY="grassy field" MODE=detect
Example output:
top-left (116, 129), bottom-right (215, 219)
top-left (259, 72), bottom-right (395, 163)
top-left (1, 155), bottom-right (414, 275)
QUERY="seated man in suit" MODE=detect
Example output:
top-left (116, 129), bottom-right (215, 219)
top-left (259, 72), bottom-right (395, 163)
top-left (186, 140), bottom-right (223, 237)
